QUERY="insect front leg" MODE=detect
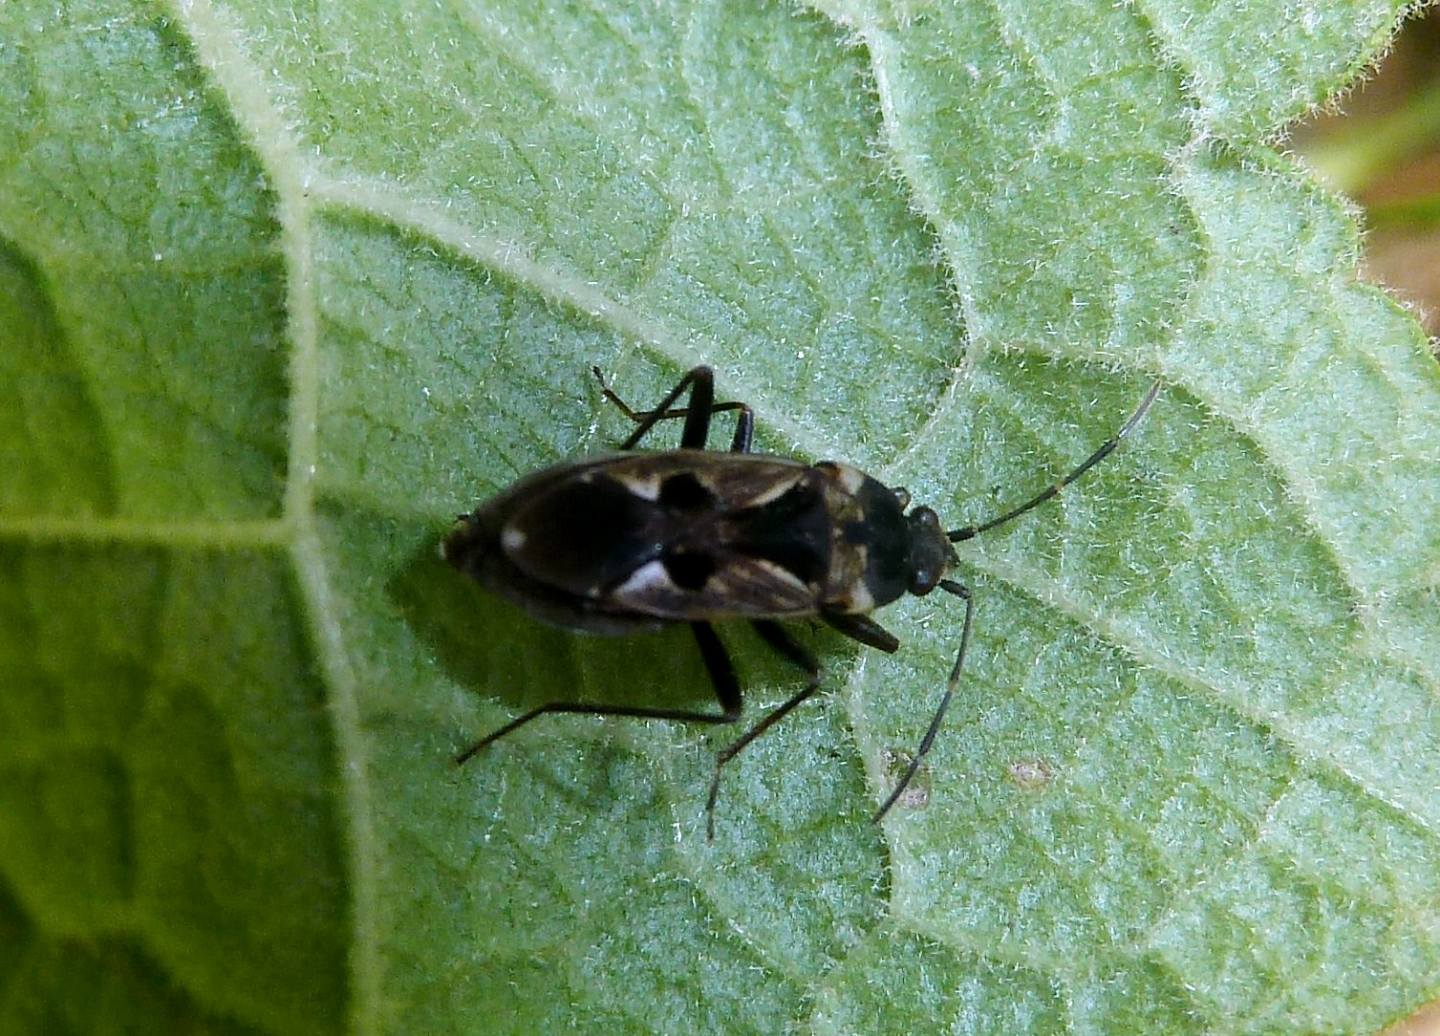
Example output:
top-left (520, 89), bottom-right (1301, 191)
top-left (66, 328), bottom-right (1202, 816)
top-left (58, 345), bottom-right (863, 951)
top-left (705, 621), bottom-right (822, 841)
top-left (454, 621), bottom-right (743, 765)
top-left (592, 365), bottom-right (754, 452)
top-left (872, 579), bottom-right (974, 823)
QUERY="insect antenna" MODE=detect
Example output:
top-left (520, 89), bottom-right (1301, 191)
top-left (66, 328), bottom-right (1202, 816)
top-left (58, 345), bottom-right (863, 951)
top-left (947, 378), bottom-right (1162, 543)
top-left (873, 579), bottom-right (973, 824)
top-left (875, 379), bottom-right (1161, 823)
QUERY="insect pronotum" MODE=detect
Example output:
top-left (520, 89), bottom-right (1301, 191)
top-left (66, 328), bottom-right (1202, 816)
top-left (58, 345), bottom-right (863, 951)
top-left (444, 365), bottom-right (1160, 838)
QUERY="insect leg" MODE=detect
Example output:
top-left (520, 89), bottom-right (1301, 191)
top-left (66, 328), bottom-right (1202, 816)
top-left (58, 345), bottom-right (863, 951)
top-left (454, 622), bottom-right (742, 766)
top-left (591, 365), bottom-right (752, 452)
top-left (873, 578), bottom-right (974, 823)
top-left (705, 621), bottom-right (821, 840)
top-left (691, 620), bottom-right (744, 724)
top-left (727, 405), bottom-right (753, 453)
top-left (948, 379), bottom-right (1161, 543)
top-left (822, 612), bottom-right (900, 653)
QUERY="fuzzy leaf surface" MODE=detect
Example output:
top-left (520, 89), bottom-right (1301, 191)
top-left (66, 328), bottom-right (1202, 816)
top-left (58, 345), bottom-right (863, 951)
top-left (1, 0), bottom-right (1437, 1033)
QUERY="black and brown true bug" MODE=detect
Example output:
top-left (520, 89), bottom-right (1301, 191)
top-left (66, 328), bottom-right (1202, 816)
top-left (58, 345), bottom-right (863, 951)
top-left (444, 365), bottom-right (1160, 838)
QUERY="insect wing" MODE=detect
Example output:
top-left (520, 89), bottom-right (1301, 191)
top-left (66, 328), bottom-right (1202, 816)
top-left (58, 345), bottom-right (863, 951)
top-left (607, 552), bottom-right (817, 619)
top-left (503, 463), bottom-right (665, 597)
top-left (581, 452), bottom-right (831, 621)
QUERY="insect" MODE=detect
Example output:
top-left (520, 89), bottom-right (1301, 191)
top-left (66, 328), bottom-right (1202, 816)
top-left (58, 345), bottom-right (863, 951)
top-left (444, 364), bottom-right (1160, 838)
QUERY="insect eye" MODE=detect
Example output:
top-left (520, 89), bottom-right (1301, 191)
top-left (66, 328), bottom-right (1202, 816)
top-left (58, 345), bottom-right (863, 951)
top-left (911, 508), bottom-right (940, 531)
top-left (663, 549), bottom-right (716, 590)
top-left (659, 472), bottom-right (713, 510)
top-left (906, 506), bottom-right (951, 596)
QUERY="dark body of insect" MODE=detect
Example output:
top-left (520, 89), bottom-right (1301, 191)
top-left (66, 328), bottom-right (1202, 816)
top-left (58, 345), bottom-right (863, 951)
top-left (444, 366), bottom-right (1159, 838)
top-left (450, 451), bottom-right (951, 630)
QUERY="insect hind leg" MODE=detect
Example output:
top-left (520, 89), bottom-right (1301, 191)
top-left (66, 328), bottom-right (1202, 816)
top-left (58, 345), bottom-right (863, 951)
top-left (455, 621), bottom-right (743, 766)
top-left (592, 365), bottom-right (754, 452)
top-left (454, 698), bottom-right (741, 766)
top-left (705, 621), bottom-right (822, 841)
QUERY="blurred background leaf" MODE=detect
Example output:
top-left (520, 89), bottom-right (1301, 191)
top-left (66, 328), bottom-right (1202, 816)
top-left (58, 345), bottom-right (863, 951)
top-left (1294, 6), bottom-right (1440, 339)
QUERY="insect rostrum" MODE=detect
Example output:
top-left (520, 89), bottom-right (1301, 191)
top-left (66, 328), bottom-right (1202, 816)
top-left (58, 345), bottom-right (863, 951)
top-left (444, 365), bottom-right (1160, 839)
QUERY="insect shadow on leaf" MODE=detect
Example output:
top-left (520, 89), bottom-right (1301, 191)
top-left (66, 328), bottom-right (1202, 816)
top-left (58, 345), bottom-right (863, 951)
top-left (444, 365), bottom-right (1160, 839)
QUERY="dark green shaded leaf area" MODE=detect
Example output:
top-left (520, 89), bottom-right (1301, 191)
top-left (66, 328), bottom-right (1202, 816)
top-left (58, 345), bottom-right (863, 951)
top-left (2, 0), bottom-right (1437, 1033)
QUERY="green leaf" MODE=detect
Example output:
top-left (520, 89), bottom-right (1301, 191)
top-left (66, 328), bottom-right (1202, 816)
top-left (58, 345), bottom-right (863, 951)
top-left (2, 0), bottom-right (1437, 1033)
